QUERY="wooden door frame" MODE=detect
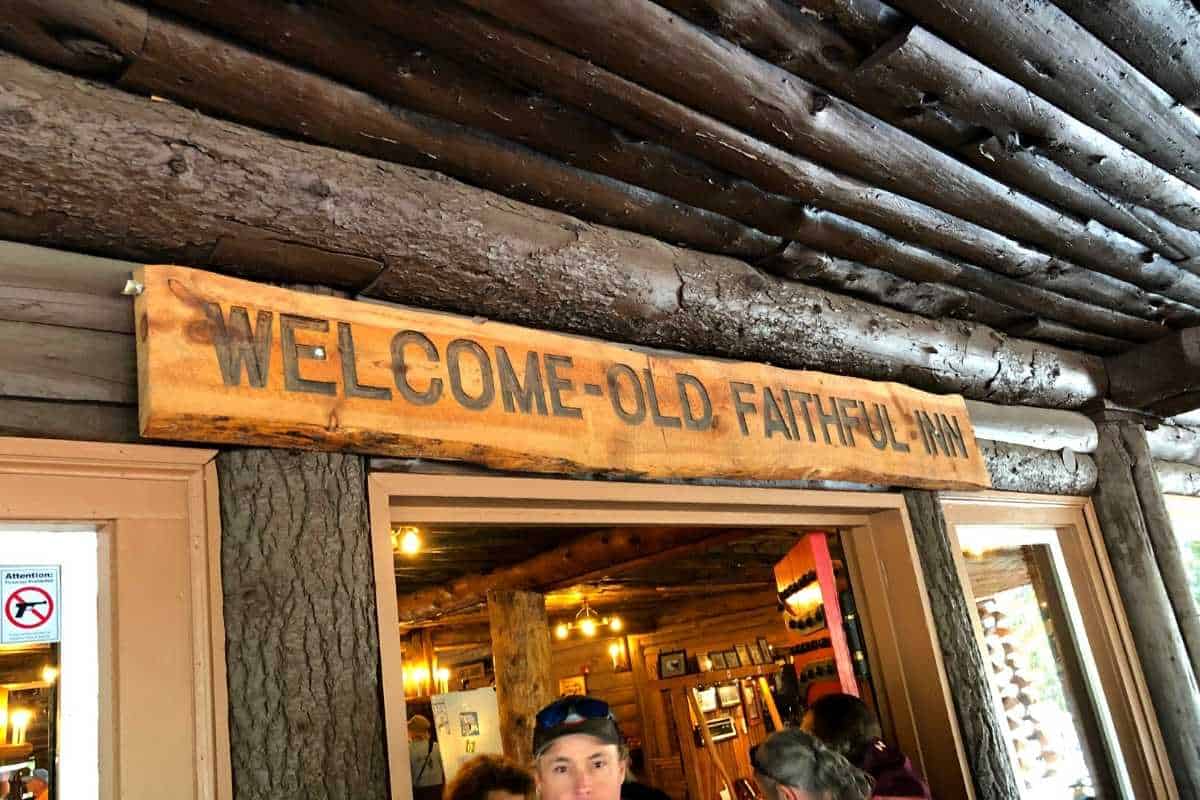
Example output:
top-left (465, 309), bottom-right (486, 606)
top-left (367, 474), bottom-right (974, 800)
top-left (940, 491), bottom-right (1177, 799)
top-left (0, 436), bottom-right (230, 800)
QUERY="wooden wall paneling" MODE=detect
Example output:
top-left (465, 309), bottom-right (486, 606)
top-left (0, 320), bottom-right (135, 404)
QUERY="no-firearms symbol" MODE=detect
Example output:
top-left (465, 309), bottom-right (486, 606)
top-left (5, 585), bottom-right (53, 629)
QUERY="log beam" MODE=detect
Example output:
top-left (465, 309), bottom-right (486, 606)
top-left (1089, 422), bottom-right (1200, 797)
top-left (978, 440), bottom-right (1096, 495)
top-left (1146, 425), bottom-right (1200, 469)
top-left (488, 590), bottom-right (554, 764)
top-left (1156, 461), bottom-right (1200, 497)
top-left (0, 54), bottom-right (1106, 407)
top-left (1106, 329), bottom-right (1200, 417)
top-left (890, 0), bottom-right (1200, 191)
top-left (394, 527), bottom-right (760, 623)
top-left (361, 0), bottom-right (1200, 321)
top-left (0, 0), bottom-right (781, 262)
top-left (903, 491), bottom-right (1022, 800)
top-left (966, 401), bottom-right (1098, 453)
top-left (445, 0), bottom-right (1200, 309)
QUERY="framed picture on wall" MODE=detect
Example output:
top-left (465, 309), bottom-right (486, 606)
top-left (696, 686), bottom-right (718, 713)
top-left (558, 675), bottom-right (587, 696)
top-left (658, 649), bottom-right (688, 679)
top-left (724, 649), bottom-right (741, 667)
top-left (747, 643), bottom-right (763, 665)
top-left (743, 682), bottom-right (760, 719)
top-left (735, 644), bottom-right (751, 667)
top-left (757, 637), bottom-right (774, 662)
top-left (709, 651), bottom-right (727, 670)
top-left (717, 684), bottom-right (741, 708)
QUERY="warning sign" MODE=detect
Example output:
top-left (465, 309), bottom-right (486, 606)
top-left (1, 566), bottom-right (60, 645)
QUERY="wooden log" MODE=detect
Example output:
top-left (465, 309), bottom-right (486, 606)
top-left (978, 440), bottom-right (1097, 496)
top-left (367, 0), bottom-right (1200, 317)
top-left (1106, 329), bottom-right (1200, 417)
top-left (0, 285), bottom-right (132, 334)
top-left (1051, 0), bottom-right (1200, 111)
top-left (857, 24), bottom-right (1200, 230)
top-left (1156, 461), bottom-right (1200, 497)
top-left (0, 53), bottom-right (1107, 407)
top-left (1089, 422), bottom-right (1200, 798)
top-left (762, 243), bottom-right (1029, 331)
top-left (766, 218), bottom-right (1178, 339)
top-left (889, 0), bottom-right (1200, 192)
top-left (395, 527), bottom-right (757, 623)
top-left (488, 590), bottom-right (554, 764)
top-left (0, 397), bottom-right (138, 442)
top-left (146, 0), bottom-right (811, 242)
top-left (0, 0), bottom-right (781, 262)
top-left (1146, 424), bottom-right (1200, 468)
top-left (445, 0), bottom-right (1200, 308)
top-left (967, 401), bottom-right (1098, 453)
top-left (216, 449), bottom-right (389, 799)
top-left (1002, 319), bottom-right (1131, 358)
top-left (0, 320), bottom-right (135, 404)
top-left (902, 491), bottom-right (1022, 800)
top-left (958, 138), bottom-right (1200, 262)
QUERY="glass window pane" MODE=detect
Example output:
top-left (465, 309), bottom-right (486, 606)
top-left (960, 530), bottom-right (1124, 799)
top-left (1165, 497), bottom-right (1200, 610)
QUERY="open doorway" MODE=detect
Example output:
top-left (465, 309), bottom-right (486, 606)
top-left (367, 474), bottom-right (969, 800)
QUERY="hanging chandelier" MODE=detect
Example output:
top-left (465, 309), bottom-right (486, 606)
top-left (554, 599), bottom-right (623, 640)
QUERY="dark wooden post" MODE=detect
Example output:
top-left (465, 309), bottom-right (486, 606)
top-left (217, 449), bottom-right (390, 800)
top-left (487, 589), bottom-right (554, 765)
top-left (903, 491), bottom-right (1021, 800)
top-left (1090, 421), bottom-right (1200, 797)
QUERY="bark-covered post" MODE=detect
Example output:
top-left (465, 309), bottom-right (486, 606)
top-left (487, 589), bottom-right (554, 765)
top-left (217, 449), bottom-right (390, 799)
top-left (903, 491), bottom-right (1021, 800)
top-left (1090, 420), bottom-right (1200, 797)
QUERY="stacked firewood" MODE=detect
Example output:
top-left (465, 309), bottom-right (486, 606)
top-left (976, 598), bottom-right (1059, 788)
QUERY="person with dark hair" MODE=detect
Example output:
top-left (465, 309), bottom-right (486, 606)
top-left (443, 754), bottom-right (534, 800)
top-left (751, 728), bottom-right (872, 800)
top-left (801, 694), bottom-right (930, 799)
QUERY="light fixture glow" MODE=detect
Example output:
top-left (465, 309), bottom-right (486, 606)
top-left (394, 526), bottom-right (422, 555)
top-left (609, 616), bottom-right (623, 632)
top-left (42, 665), bottom-right (58, 684)
top-left (555, 623), bottom-right (570, 640)
top-left (579, 617), bottom-right (597, 637)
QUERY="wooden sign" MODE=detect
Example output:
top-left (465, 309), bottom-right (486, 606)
top-left (135, 266), bottom-right (990, 488)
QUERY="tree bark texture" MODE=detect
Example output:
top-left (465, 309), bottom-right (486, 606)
top-left (890, 0), bottom-right (1200, 191)
top-left (487, 590), bottom-right (554, 766)
top-left (1051, 0), bottom-right (1200, 111)
top-left (1090, 422), bottom-right (1200, 798)
top-left (445, 0), bottom-right (1200, 310)
top-left (1146, 424), bottom-right (1200, 469)
top-left (0, 53), bottom-right (1106, 408)
top-left (361, 0), bottom-right (1200, 322)
top-left (216, 449), bottom-right (389, 800)
top-left (902, 491), bottom-right (1022, 800)
top-left (978, 440), bottom-right (1096, 496)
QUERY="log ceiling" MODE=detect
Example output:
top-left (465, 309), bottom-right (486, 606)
top-left (2, 0), bottom-right (1200, 406)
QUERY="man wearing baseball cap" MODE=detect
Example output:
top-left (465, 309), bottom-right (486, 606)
top-left (21, 768), bottom-right (50, 800)
top-left (532, 696), bottom-right (627, 800)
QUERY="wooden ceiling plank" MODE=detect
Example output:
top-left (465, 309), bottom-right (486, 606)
top-left (448, 0), bottom-right (1200, 310)
top-left (890, 0), bottom-right (1200, 192)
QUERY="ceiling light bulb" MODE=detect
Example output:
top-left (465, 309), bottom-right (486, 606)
top-left (10, 709), bottom-right (32, 728)
top-left (609, 616), bottom-right (623, 632)
top-left (436, 668), bottom-right (450, 682)
top-left (399, 527), bottom-right (422, 555)
top-left (555, 623), bottom-right (570, 640)
top-left (580, 617), bottom-right (597, 637)
top-left (41, 665), bottom-right (57, 684)
top-left (608, 642), bottom-right (620, 657)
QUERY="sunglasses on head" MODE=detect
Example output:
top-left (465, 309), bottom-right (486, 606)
top-left (535, 696), bottom-right (613, 729)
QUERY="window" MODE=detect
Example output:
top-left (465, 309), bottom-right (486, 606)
top-left (1165, 496), bottom-right (1200, 610)
top-left (941, 493), bottom-right (1174, 800)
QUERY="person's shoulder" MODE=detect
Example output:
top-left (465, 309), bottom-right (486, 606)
top-left (621, 781), bottom-right (671, 800)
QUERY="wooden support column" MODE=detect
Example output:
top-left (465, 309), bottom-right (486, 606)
top-left (1090, 421), bottom-right (1200, 797)
top-left (217, 449), bottom-right (389, 800)
top-left (487, 590), bottom-right (554, 765)
top-left (902, 491), bottom-right (1021, 800)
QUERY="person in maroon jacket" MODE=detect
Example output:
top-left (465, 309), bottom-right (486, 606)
top-left (801, 694), bottom-right (932, 800)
